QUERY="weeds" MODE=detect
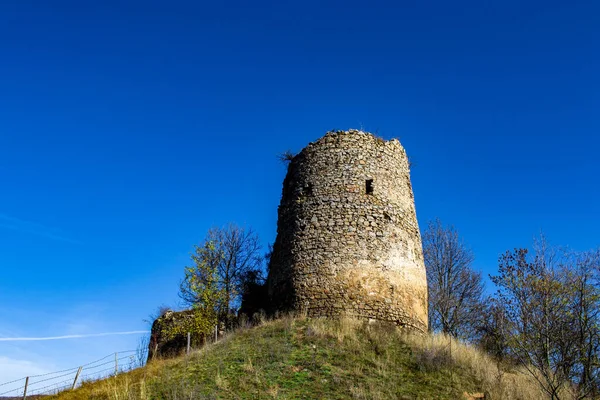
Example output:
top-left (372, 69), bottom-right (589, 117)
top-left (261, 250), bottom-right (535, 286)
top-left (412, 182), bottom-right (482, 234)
top-left (48, 316), bottom-right (546, 400)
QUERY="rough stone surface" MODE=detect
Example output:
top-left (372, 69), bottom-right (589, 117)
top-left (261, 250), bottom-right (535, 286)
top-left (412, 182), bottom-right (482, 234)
top-left (148, 310), bottom-right (202, 361)
top-left (267, 129), bottom-right (428, 332)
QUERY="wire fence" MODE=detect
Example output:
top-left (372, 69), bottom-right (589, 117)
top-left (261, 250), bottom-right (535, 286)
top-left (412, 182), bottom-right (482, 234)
top-left (0, 349), bottom-right (144, 398)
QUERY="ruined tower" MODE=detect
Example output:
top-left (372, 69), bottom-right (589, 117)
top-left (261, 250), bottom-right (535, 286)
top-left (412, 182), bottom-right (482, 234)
top-left (267, 130), bottom-right (428, 331)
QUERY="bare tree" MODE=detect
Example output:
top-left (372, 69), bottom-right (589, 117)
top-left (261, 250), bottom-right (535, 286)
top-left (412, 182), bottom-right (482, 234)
top-left (143, 304), bottom-right (172, 327)
top-left (278, 150), bottom-right (296, 163)
top-left (179, 224), bottom-right (262, 327)
top-left (476, 297), bottom-right (511, 362)
top-left (422, 218), bottom-right (484, 339)
top-left (135, 335), bottom-right (150, 368)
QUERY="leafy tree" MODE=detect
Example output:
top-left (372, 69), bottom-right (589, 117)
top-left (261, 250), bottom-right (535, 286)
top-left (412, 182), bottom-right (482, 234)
top-left (566, 249), bottom-right (600, 398)
top-left (178, 239), bottom-right (224, 335)
top-left (422, 218), bottom-right (484, 339)
top-left (491, 240), bottom-right (570, 399)
top-left (491, 236), bottom-right (600, 399)
top-left (179, 224), bottom-right (262, 328)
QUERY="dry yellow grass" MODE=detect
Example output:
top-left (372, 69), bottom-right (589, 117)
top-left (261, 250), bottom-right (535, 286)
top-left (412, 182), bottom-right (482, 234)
top-left (402, 329), bottom-right (542, 400)
top-left (49, 316), bottom-right (548, 400)
top-left (308, 317), bottom-right (545, 400)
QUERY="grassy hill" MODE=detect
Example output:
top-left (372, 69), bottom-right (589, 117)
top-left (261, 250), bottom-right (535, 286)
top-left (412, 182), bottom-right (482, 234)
top-left (48, 316), bottom-right (543, 400)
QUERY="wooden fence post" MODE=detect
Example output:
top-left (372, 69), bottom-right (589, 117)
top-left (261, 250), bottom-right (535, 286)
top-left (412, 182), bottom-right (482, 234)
top-left (72, 366), bottom-right (83, 390)
top-left (22, 376), bottom-right (29, 400)
top-left (214, 325), bottom-right (218, 343)
top-left (187, 332), bottom-right (191, 355)
top-left (115, 352), bottom-right (118, 375)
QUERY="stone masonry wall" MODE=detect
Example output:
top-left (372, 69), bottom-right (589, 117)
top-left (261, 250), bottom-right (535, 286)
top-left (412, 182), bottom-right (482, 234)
top-left (148, 310), bottom-right (201, 361)
top-left (267, 129), bottom-right (428, 332)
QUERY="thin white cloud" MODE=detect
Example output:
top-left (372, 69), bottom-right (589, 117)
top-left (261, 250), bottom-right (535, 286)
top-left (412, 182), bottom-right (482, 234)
top-left (0, 331), bottom-right (148, 342)
top-left (0, 213), bottom-right (80, 243)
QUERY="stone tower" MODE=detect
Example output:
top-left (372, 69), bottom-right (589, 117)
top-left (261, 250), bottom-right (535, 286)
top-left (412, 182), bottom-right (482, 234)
top-left (267, 130), bottom-right (428, 331)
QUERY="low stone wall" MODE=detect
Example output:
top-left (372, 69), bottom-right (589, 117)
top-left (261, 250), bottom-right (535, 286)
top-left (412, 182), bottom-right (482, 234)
top-left (147, 310), bottom-right (204, 361)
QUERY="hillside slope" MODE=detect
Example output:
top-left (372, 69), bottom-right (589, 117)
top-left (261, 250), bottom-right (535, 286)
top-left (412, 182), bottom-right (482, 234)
top-left (49, 317), bottom-right (542, 400)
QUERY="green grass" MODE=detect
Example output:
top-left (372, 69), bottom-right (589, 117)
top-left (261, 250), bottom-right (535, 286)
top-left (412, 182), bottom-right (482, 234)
top-left (48, 316), bottom-right (543, 400)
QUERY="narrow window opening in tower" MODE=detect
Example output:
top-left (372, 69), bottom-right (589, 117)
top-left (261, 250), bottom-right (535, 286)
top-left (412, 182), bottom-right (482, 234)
top-left (366, 179), bottom-right (374, 195)
top-left (303, 183), bottom-right (313, 196)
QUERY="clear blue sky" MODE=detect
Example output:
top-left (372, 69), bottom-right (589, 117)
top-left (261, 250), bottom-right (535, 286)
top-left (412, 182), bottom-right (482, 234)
top-left (1, 0), bottom-right (599, 384)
